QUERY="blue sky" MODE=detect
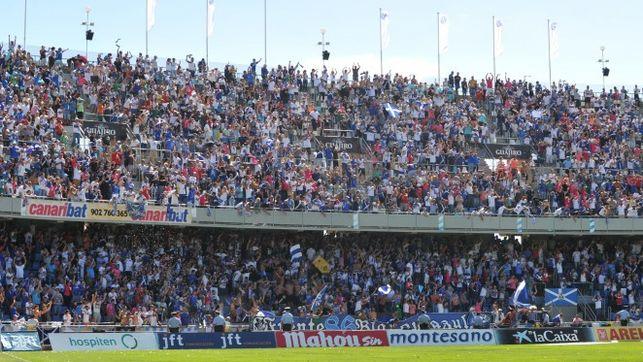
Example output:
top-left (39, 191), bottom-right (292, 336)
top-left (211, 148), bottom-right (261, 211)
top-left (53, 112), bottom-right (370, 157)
top-left (2, 0), bottom-right (641, 88)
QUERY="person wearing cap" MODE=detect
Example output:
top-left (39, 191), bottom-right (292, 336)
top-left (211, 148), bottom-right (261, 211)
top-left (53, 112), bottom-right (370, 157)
top-left (281, 307), bottom-right (294, 331)
top-left (417, 309), bottom-right (431, 330)
top-left (167, 311), bottom-right (182, 333)
top-left (213, 310), bottom-right (226, 332)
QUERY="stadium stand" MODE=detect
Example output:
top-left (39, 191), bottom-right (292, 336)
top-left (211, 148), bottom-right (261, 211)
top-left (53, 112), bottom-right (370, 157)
top-left (0, 42), bottom-right (640, 331)
top-left (0, 43), bottom-right (640, 217)
top-left (0, 221), bottom-right (640, 327)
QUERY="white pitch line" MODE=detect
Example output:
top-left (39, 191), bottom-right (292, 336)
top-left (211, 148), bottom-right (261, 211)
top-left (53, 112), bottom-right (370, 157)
top-left (0, 352), bottom-right (32, 362)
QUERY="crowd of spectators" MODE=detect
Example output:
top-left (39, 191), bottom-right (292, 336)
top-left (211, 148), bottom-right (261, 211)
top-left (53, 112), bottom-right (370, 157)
top-left (0, 221), bottom-right (640, 326)
top-left (0, 41), bottom-right (641, 217)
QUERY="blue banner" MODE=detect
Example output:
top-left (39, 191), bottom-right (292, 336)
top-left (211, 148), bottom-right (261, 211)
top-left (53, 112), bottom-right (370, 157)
top-left (252, 313), bottom-right (492, 331)
top-left (0, 332), bottom-right (42, 351)
top-left (157, 332), bottom-right (276, 350)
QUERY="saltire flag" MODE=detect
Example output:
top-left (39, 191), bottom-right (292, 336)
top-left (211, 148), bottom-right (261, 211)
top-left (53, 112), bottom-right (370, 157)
top-left (378, 284), bottom-right (394, 298)
top-left (494, 18), bottom-right (504, 57)
top-left (545, 288), bottom-right (578, 306)
top-left (384, 103), bottom-right (402, 118)
top-left (290, 244), bottom-right (302, 269)
top-left (126, 200), bottom-right (146, 220)
top-left (147, 0), bottom-right (158, 31)
top-left (549, 21), bottom-right (559, 59)
top-left (380, 10), bottom-right (390, 49)
top-left (511, 280), bottom-right (531, 307)
top-left (207, 0), bottom-right (216, 36)
top-left (311, 285), bottom-right (329, 312)
top-left (438, 13), bottom-right (449, 54)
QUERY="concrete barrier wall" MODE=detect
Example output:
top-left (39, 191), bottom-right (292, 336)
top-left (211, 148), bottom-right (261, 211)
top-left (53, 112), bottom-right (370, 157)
top-left (0, 197), bottom-right (640, 235)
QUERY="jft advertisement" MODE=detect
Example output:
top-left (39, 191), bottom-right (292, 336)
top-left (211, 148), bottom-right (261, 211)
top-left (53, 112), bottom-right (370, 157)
top-left (157, 332), bottom-right (276, 349)
top-left (22, 199), bottom-right (192, 224)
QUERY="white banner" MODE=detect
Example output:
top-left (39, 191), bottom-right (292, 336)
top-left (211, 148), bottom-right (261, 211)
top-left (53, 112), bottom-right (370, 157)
top-left (494, 18), bottom-right (503, 57)
top-left (387, 329), bottom-right (496, 346)
top-left (438, 14), bottom-right (449, 54)
top-left (207, 0), bottom-right (216, 36)
top-left (549, 21), bottom-right (559, 59)
top-left (147, 0), bottom-right (158, 31)
top-left (380, 10), bottom-right (390, 49)
top-left (49, 333), bottom-right (159, 351)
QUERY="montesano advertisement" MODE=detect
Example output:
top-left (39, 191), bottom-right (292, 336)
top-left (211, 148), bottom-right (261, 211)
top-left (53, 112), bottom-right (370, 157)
top-left (495, 328), bottom-right (595, 344)
top-left (485, 144), bottom-right (533, 160)
top-left (387, 329), bottom-right (496, 347)
top-left (595, 327), bottom-right (643, 342)
top-left (275, 331), bottom-right (389, 348)
top-left (82, 120), bottom-right (128, 141)
top-left (315, 136), bottom-right (362, 153)
top-left (22, 199), bottom-right (192, 224)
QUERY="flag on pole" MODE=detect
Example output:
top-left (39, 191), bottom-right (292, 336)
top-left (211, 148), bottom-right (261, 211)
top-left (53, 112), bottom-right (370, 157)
top-left (147, 0), bottom-right (158, 31)
top-left (311, 285), bottom-right (329, 312)
top-left (207, 0), bottom-right (216, 36)
top-left (377, 284), bottom-right (395, 298)
top-left (384, 103), bottom-right (401, 118)
top-left (545, 288), bottom-right (578, 306)
top-left (511, 280), bottom-right (531, 307)
top-left (494, 18), bottom-right (504, 57)
top-left (549, 21), bottom-right (559, 59)
top-left (290, 244), bottom-right (302, 269)
top-left (438, 14), bottom-right (449, 54)
top-left (312, 256), bottom-right (330, 274)
top-left (380, 10), bottom-right (390, 49)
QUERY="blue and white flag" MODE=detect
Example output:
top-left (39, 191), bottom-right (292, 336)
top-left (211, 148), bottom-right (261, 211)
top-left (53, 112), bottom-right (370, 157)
top-left (207, 0), bottom-right (216, 36)
top-left (380, 10), bottom-right (390, 49)
top-left (290, 244), bottom-right (302, 269)
top-left (311, 285), bottom-right (329, 312)
top-left (147, 0), bottom-right (157, 31)
top-left (126, 200), bottom-right (146, 220)
top-left (377, 284), bottom-right (394, 298)
top-left (384, 103), bottom-right (402, 118)
top-left (545, 288), bottom-right (578, 306)
top-left (512, 280), bottom-right (531, 307)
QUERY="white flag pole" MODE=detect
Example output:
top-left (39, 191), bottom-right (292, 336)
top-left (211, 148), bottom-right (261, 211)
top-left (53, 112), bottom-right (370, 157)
top-left (23, 0), bottom-right (27, 50)
top-left (264, 0), bottom-right (267, 66)
top-left (547, 19), bottom-right (552, 87)
top-left (206, 0), bottom-right (209, 66)
top-left (437, 12), bottom-right (441, 85)
top-left (492, 16), bottom-right (496, 86)
top-left (145, 0), bottom-right (148, 56)
top-left (379, 8), bottom-right (383, 75)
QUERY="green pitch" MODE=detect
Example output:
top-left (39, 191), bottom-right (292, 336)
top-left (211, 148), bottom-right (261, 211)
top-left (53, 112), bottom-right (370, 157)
top-left (3, 343), bottom-right (642, 361)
